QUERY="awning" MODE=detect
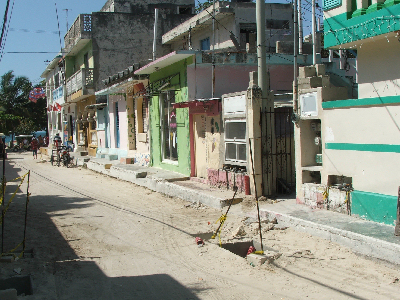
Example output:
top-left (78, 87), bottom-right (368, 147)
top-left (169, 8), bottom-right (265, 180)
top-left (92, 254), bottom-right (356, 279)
top-left (96, 76), bottom-right (148, 96)
top-left (85, 103), bottom-right (107, 110)
top-left (134, 50), bottom-right (196, 75)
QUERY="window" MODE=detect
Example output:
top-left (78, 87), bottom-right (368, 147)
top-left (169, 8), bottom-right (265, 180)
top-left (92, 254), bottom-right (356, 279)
top-left (142, 98), bottom-right (148, 134)
top-left (266, 19), bottom-right (290, 29)
top-left (160, 91), bottom-right (178, 161)
top-left (179, 6), bottom-right (192, 14)
top-left (54, 73), bottom-right (59, 88)
top-left (84, 53), bottom-right (89, 68)
top-left (224, 120), bottom-right (246, 163)
top-left (115, 102), bottom-right (120, 148)
top-left (137, 97), bottom-right (148, 134)
top-left (323, 0), bottom-right (342, 10)
top-left (200, 37), bottom-right (210, 50)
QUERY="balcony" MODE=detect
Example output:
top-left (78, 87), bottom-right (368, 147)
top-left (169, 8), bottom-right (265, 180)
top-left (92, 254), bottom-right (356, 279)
top-left (52, 85), bottom-right (65, 105)
top-left (64, 14), bottom-right (92, 55)
top-left (66, 68), bottom-right (95, 100)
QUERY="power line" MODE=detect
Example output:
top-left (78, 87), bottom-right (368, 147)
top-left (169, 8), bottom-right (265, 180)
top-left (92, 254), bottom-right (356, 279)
top-left (0, 0), bottom-right (14, 64)
top-left (8, 28), bottom-right (61, 35)
top-left (0, 0), bottom-right (11, 55)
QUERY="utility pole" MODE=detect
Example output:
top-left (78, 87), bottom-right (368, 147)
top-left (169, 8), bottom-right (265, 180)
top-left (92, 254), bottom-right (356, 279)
top-left (153, 8), bottom-right (159, 61)
top-left (212, 0), bottom-right (216, 98)
top-left (256, 0), bottom-right (267, 99)
top-left (298, 0), bottom-right (303, 55)
top-left (312, 0), bottom-right (316, 65)
top-left (293, 0), bottom-right (298, 112)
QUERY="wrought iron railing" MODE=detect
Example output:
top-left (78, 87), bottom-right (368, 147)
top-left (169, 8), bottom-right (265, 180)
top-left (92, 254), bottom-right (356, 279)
top-left (66, 68), bottom-right (94, 96)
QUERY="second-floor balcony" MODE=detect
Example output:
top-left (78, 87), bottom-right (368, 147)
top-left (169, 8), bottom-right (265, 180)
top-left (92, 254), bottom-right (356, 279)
top-left (64, 14), bottom-right (92, 55)
top-left (66, 68), bottom-right (95, 99)
top-left (323, 1), bottom-right (400, 48)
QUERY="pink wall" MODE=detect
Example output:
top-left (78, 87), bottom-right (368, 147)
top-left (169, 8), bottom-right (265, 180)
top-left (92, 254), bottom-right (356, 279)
top-left (207, 168), bottom-right (250, 194)
top-left (187, 64), bottom-right (294, 100)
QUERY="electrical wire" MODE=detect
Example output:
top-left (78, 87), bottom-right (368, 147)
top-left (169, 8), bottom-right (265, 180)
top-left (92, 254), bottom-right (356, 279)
top-left (0, 0), bottom-right (14, 64)
top-left (0, 0), bottom-right (11, 53)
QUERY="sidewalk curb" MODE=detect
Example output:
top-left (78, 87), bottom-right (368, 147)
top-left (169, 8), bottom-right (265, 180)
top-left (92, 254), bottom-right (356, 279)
top-left (85, 160), bottom-right (227, 209)
top-left (82, 156), bottom-right (400, 265)
top-left (259, 209), bottom-right (400, 265)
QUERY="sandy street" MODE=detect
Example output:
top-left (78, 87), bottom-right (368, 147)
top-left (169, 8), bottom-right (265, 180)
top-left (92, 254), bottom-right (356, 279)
top-left (1, 151), bottom-right (400, 299)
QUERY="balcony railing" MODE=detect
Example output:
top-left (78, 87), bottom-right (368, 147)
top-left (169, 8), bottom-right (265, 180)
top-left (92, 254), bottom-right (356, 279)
top-left (52, 86), bottom-right (65, 104)
top-left (64, 14), bottom-right (92, 52)
top-left (66, 68), bottom-right (94, 97)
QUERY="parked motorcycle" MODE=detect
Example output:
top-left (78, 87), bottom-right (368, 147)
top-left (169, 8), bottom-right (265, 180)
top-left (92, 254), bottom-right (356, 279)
top-left (61, 146), bottom-right (73, 167)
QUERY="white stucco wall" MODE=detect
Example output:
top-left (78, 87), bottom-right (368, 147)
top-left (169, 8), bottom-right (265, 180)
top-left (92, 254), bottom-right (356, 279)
top-left (322, 104), bottom-right (400, 196)
top-left (108, 95), bottom-right (128, 150)
top-left (357, 34), bottom-right (400, 99)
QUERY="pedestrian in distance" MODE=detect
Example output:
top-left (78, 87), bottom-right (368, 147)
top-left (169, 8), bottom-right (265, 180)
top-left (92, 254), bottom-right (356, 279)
top-left (31, 137), bottom-right (39, 159)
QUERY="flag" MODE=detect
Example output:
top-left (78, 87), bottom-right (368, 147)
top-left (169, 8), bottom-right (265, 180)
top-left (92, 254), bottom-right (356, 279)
top-left (29, 87), bottom-right (46, 103)
top-left (53, 102), bottom-right (62, 112)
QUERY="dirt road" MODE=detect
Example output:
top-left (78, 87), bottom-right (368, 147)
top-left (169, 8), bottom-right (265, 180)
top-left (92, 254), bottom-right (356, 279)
top-left (1, 152), bottom-right (400, 299)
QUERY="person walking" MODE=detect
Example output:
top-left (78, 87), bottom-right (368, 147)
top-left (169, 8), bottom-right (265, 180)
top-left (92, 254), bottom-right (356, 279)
top-left (31, 137), bottom-right (39, 159)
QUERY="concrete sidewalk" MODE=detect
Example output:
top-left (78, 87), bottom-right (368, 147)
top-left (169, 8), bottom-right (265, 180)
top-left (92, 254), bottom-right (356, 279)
top-left (256, 199), bottom-right (400, 265)
top-left (75, 155), bottom-right (400, 265)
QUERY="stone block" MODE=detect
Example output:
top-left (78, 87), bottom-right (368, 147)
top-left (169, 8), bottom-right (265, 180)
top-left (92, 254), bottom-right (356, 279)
top-left (321, 75), bottom-right (331, 87)
top-left (299, 66), bottom-right (316, 78)
top-left (298, 76), bottom-right (322, 88)
top-left (0, 289), bottom-right (18, 300)
top-left (104, 163), bottom-right (112, 170)
top-left (247, 251), bottom-right (281, 266)
top-left (315, 64), bottom-right (325, 76)
top-left (120, 157), bottom-right (134, 164)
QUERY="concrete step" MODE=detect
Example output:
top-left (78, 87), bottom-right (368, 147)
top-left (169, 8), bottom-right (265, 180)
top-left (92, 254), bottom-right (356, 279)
top-left (104, 154), bottom-right (118, 161)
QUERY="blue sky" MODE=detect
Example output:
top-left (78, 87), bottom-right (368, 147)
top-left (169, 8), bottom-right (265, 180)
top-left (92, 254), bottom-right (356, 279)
top-left (0, 0), bottom-right (103, 85)
top-left (0, 0), bottom-right (321, 86)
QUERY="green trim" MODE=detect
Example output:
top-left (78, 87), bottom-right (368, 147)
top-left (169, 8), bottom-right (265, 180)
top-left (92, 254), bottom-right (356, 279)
top-left (322, 95), bottom-right (400, 109)
top-left (366, 2), bottom-right (385, 13)
top-left (384, 0), bottom-right (400, 7)
top-left (324, 4), bottom-right (400, 48)
top-left (324, 0), bottom-right (342, 11)
top-left (351, 8), bottom-right (367, 17)
top-left (351, 190), bottom-right (397, 225)
top-left (325, 143), bottom-right (400, 153)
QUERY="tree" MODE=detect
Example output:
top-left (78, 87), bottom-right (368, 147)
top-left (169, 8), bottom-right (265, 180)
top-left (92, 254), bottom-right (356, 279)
top-left (0, 71), bottom-right (46, 138)
top-left (195, 0), bottom-right (213, 13)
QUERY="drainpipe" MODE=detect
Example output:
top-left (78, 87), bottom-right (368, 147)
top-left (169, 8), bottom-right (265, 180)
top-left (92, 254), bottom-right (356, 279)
top-left (153, 8), bottom-right (159, 61)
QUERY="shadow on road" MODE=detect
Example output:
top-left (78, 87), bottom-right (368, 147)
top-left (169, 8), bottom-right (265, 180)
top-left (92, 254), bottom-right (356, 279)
top-left (0, 158), bottom-right (202, 299)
